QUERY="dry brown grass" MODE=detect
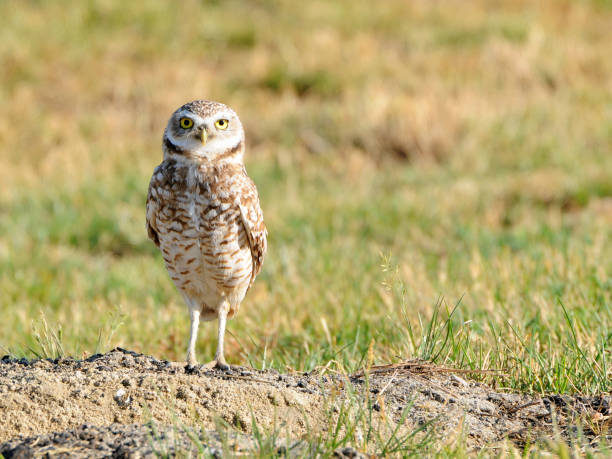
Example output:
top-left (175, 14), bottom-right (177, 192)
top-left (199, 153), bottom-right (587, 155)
top-left (2, 1), bottom-right (610, 187)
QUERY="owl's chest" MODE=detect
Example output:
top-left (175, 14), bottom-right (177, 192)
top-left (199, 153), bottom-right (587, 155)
top-left (156, 170), bottom-right (239, 242)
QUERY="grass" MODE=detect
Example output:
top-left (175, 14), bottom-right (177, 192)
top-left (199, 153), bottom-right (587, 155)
top-left (1, 0), bottom-right (611, 455)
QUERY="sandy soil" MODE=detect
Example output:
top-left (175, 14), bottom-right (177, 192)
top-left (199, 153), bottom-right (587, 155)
top-left (0, 348), bottom-right (610, 457)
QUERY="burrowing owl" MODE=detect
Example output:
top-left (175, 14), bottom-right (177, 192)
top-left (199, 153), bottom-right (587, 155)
top-left (146, 100), bottom-right (267, 370)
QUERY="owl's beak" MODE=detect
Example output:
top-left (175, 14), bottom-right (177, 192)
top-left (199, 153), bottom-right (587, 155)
top-left (200, 128), bottom-right (208, 145)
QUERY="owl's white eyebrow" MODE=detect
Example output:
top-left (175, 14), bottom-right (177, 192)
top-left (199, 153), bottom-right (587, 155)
top-left (176, 111), bottom-right (204, 124)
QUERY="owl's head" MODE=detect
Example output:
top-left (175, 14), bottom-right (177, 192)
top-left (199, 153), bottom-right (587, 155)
top-left (163, 100), bottom-right (245, 162)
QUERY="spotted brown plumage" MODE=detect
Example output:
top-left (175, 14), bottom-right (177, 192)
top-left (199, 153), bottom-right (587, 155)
top-left (146, 100), bottom-right (267, 370)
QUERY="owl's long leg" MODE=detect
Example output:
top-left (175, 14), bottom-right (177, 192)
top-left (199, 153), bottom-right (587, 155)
top-left (214, 305), bottom-right (229, 369)
top-left (202, 302), bottom-right (230, 371)
top-left (186, 307), bottom-right (200, 367)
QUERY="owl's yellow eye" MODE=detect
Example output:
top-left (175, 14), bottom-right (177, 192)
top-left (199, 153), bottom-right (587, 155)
top-left (215, 119), bottom-right (229, 130)
top-left (179, 117), bottom-right (193, 129)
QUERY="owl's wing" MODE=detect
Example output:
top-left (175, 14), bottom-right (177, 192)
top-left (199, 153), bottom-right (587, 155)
top-left (145, 166), bottom-right (162, 248)
top-left (238, 177), bottom-right (267, 287)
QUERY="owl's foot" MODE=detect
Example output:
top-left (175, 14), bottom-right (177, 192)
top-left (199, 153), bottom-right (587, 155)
top-left (202, 358), bottom-right (230, 372)
top-left (184, 354), bottom-right (200, 374)
top-left (185, 363), bottom-right (200, 375)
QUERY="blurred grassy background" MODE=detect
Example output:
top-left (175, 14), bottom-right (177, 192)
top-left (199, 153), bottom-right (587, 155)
top-left (1, 0), bottom-right (611, 395)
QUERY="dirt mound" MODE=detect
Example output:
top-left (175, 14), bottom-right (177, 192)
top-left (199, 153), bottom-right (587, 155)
top-left (0, 349), bottom-right (610, 456)
top-left (0, 349), bottom-right (327, 443)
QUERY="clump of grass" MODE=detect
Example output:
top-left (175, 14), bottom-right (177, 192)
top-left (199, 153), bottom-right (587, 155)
top-left (380, 255), bottom-right (611, 395)
top-left (29, 313), bottom-right (65, 359)
top-left (95, 305), bottom-right (127, 354)
top-left (315, 384), bottom-right (440, 456)
top-left (241, 380), bottom-right (441, 457)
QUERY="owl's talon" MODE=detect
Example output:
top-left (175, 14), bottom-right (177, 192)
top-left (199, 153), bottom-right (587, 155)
top-left (217, 361), bottom-right (231, 372)
top-left (201, 359), bottom-right (230, 372)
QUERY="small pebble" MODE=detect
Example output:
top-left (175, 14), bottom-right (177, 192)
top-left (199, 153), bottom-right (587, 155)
top-left (450, 374), bottom-right (469, 387)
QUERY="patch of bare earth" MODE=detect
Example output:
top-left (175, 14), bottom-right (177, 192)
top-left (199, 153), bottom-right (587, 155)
top-left (0, 349), bottom-right (610, 457)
